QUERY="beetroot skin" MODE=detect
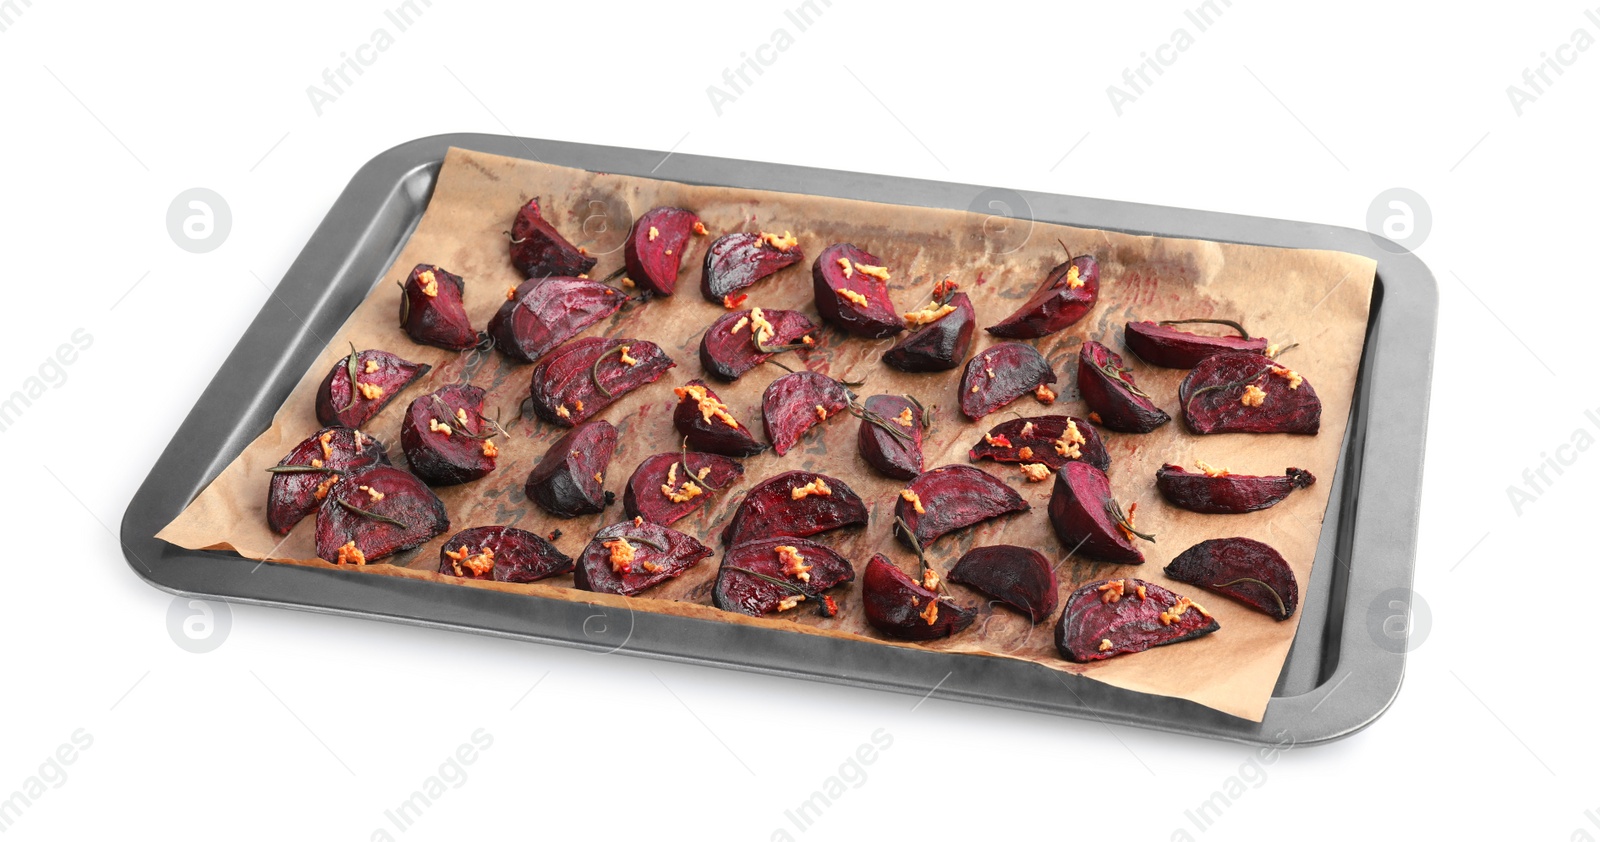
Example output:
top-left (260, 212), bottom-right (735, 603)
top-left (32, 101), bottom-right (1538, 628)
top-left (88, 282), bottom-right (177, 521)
top-left (624, 207), bottom-right (700, 296)
top-left (968, 415), bottom-right (1110, 473)
top-left (573, 518), bottom-right (713, 596)
top-left (1124, 320), bottom-right (1269, 368)
top-left (713, 536), bottom-right (855, 618)
top-left (862, 554), bottom-right (975, 641)
top-left (959, 342), bottom-right (1057, 421)
top-left (701, 231), bottom-right (805, 303)
top-left (398, 264), bottom-right (480, 351)
top-left (524, 420), bottom-right (619, 518)
top-left (674, 380), bottom-right (764, 457)
top-left (623, 451), bottom-right (745, 526)
top-left (509, 198), bottom-right (596, 279)
top-left (948, 545), bottom-right (1059, 623)
top-left (314, 464), bottom-right (449, 565)
top-left (720, 470), bottom-right (868, 546)
top-left (437, 526), bottom-right (573, 583)
top-left (699, 308), bottom-right (817, 382)
top-left (1055, 577), bottom-right (1219, 663)
top-left (266, 426), bottom-right (389, 535)
top-left (1077, 341), bottom-right (1169, 433)
top-left (1165, 537), bottom-right (1299, 620)
top-left (856, 394), bottom-right (924, 480)
top-left (528, 337), bottom-right (675, 427)
top-left (884, 289), bottom-right (975, 373)
top-left (314, 348), bottom-right (430, 429)
top-left (987, 254), bottom-right (1100, 339)
top-left (1156, 463), bottom-right (1315, 514)
top-left (812, 243), bottom-right (903, 338)
top-left (894, 465), bottom-right (1030, 551)
top-left (400, 385), bottom-right (500, 486)
top-left (1179, 351), bottom-right (1321, 435)
top-left (1047, 462), bottom-right (1147, 565)
top-left (489, 276), bottom-right (627, 364)
top-left (762, 371), bottom-right (851, 457)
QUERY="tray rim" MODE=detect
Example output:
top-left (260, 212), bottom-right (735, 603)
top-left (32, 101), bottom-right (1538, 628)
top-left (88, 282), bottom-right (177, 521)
top-left (119, 132), bottom-right (1437, 745)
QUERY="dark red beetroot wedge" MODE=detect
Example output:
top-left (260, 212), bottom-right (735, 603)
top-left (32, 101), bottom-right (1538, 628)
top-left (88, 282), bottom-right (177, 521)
top-left (509, 198), bottom-right (596, 279)
top-left (762, 371), bottom-right (852, 457)
top-left (624, 207), bottom-right (700, 296)
top-left (1055, 577), bottom-right (1219, 663)
top-left (1077, 341), bottom-right (1170, 434)
top-left (959, 342), bottom-right (1057, 421)
top-left (489, 276), bottom-right (627, 364)
top-left (812, 243), bottom-right (903, 339)
top-left (1124, 319), bottom-right (1269, 368)
top-left (948, 545), bottom-right (1059, 623)
top-left (674, 380), bottom-right (764, 457)
top-left (701, 231), bottom-right (805, 303)
top-left (524, 420), bottom-right (619, 518)
top-left (987, 254), bottom-right (1099, 339)
top-left (713, 537), bottom-right (855, 618)
top-left (1156, 463), bottom-right (1316, 514)
top-left (437, 525), bottom-right (573, 583)
top-left (720, 470), bottom-right (867, 546)
top-left (1179, 352), bottom-right (1321, 435)
top-left (856, 394), bottom-right (924, 480)
top-left (1165, 537), bottom-right (1300, 620)
top-left (400, 385), bottom-right (501, 486)
top-left (863, 554), bottom-right (976, 641)
top-left (884, 285), bottom-right (975, 373)
top-left (528, 337), bottom-right (676, 427)
top-left (1047, 462), bottom-right (1149, 565)
top-left (314, 464), bottom-right (449, 565)
top-left (623, 451), bottom-right (745, 526)
top-left (315, 347), bottom-right (431, 429)
top-left (699, 307), bottom-right (818, 382)
top-left (266, 427), bottom-right (389, 535)
top-left (398, 264), bottom-right (480, 351)
top-left (968, 415), bottom-right (1110, 473)
top-left (573, 517), bottom-right (713, 596)
top-left (893, 465), bottom-right (1030, 551)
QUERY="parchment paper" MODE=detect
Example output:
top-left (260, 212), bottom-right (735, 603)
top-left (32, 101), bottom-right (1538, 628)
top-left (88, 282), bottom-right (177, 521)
top-left (158, 148), bottom-right (1375, 721)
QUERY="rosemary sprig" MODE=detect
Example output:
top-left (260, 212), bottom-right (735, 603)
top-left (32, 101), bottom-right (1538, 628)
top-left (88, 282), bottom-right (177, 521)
top-left (722, 565), bottom-right (839, 617)
top-left (1215, 577), bottom-right (1288, 617)
top-left (1158, 317), bottom-right (1250, 339)
top-left (590, 344), bottom-right (627, 398)
top-left (677, 437), bottom-right (725, 493)
top-left (893, 515), bottom-right (951, 599)
top-left (1099, 363), bottom-right (1151, 400)
top-left (902, 393), bottom-right (932, 432)
top-left (339, 343), bottom-right (362, 412)
top-left (336, 498), bottom-right (409, 528)
top-left (849, 401), bottom-right (915, 446)
top-left (1105, 499), bottom-right (1155, 543)
top-left (1267, 342), bottom-right (1299, 360)
top-left (429, 396), bottom-right (505, 441)
top-left (1182, 368), bottom-right (1272, 414)
top-left (265, 465), bottom-right (338, 475)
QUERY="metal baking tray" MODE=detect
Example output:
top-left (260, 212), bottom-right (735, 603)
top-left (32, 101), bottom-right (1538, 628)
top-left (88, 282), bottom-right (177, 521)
top-left (120, 133), bottom-right (1435, 745)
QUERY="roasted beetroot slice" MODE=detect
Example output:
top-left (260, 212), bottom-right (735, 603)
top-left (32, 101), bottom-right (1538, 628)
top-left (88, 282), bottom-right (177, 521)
top-left (489, 276), bottom-right (627, 364)
top-left (266, 427), bottom-right (389, 535)
top-left (762, 371), bottom-right (851, 457)
top-left (623, 451), bottom-right (745, 526)
top-left (1077, 341), bottom-right (1170, 434)
top-left (314, 464), bottom-right (449, 564)
top-left (1047, 462), bottom-right (1146, 565)
top-left (1179, 351), bottom-right (1321, 435)
top-left (624, 207), bottom-right (699, 296)
top-left (528, 337), bottom-right (676, 427)
top-left (1124, 320), bottom-right (1269, 368)
top-left (987, 255), bottom-right (1100, 339)
top-left (1055, 577), bottom-right (1219, 663)
top-left (701, 231), bottom-right (805, 303)
top-left (699, 307), bottom-right (817, 382)
top-left (884, 291), bottom-right (975, 373)
top-left (894, 465), bottom-right (1030, 551)
top-left (856, 394), bottom-right (923, 480)
top-left (315, 348), bottom-right (431, 429)
top-left (863, 554), bottom-right (975, 641)
top-left (958, 342), bottom-right (1057, 421)
top-left (1155, 464), bottom-right (1316, 514)
top-left (1165, 537), bottom-right (1300, 620)
top-left (509, 198), bottom-right (596, 279)
top-left (812, 243), bottom-right (902, 338)
top-left (437, 526), bottom-right (573, 583)
top-left (948, 545), bottom-right (1059, 623)
top-left (712, 536), bottom-right (855, 617)
top-left (400, 384), bottom-right (500, 486)
top-left (398, 264), bottom-right (480, 351)
top-left (968, 415), bottom-right (1109, 473)
top-left (673, 380), bottom-right (764, 457)
top-left (524, 420), bottom-right (619, 518)
top-left (573, 518), bottom-right (713, 596)
top-left (720, 470), bottom-right (867, 546)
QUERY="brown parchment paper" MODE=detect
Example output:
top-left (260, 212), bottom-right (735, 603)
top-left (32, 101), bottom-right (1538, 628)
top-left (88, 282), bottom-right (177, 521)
top-left (158, 148), bottom-right (1375, 722)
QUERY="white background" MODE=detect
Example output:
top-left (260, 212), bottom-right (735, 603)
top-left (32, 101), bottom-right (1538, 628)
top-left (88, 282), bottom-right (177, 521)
top-left (3, 1), bottom-right (1595, 839)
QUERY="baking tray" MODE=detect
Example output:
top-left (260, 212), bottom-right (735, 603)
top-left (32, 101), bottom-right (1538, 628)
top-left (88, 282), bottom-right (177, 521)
top-left (119, 133), bottom-right (1435, 745)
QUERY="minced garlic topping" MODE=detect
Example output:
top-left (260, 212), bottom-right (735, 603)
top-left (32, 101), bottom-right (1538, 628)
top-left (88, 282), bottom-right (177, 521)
top-left (1265, 343), bottom-right (1280, 358)
top-left (791, 478), bottom-right (832, 500)
top-left (619, 345), bottom-right (638, 366)
top-left (814, 404), bottom-right (829, 422)
top-left (984, 433), bottom-right (1012, 448)
top-left (895, 408), bottom-right (914, 427)
top-left (1098, 579), bottom-right (1126, 603)
top-left (314, 475), bottom-right (338, 501)
top-left (1241, 384), bottom-right (1267, 407)
top-left (1159, 596), bottom-right (1209, 626)
top-left (418, 269), bottom-right (439, 298)
top-left (674, 384), bottom-right (740, 428)
top-left (555, 404), bottom-right (572, 420)
top-left (319, 432), bottom-right (334, 461)
top-left (919, 599), bottom-right (939, 625)
top-left (1137, 585), bottom-right (1148, 601)
top-left (356, 382), bottom-right (384, 400)
top-left (574, 399), bottom-right (585, 413)
top-left (760, 231), bottom-right (798, 251)
top-left (604, 538), bottom-right (636, 574)
top-left (336, 541), bottom-right (366, 565)
top-left (1020, 463), bottom-right (1051, 482)
top-left (660, 465), bottom-right (704, 504)
top-left (836, 288), bottom-right (870, 308)
top-left (1064, 265), bottom-right (1083, 289)
top-left (506, 285), bottom-right (518, 301)
top-left (1099, 638), bottom-right (1113, 652)
top-left (445, 545), bottom-right (495, 576)
top-left (1054, 422), bottom-right (1086, 460)
top-left (1019, 421), bottom-right (1035, 437)
top-left (853, 262), bottom-right (890, 282)
top-left (1017, 446), bottom-right (1034, 460)
top-left (722, 293), bottom-right (745, 309)
top-left (903, 301), bottom-right (955, 326)
top-left (1087, 411), bottom-right (1102, 424)
top-left (364, 359), bottom-right (379, 374)
top-left (1114, 502), bottom-right (1140, 543)
top-left (693, 221), bottom-right (708, 236)
top-left (985, 367), bottom-right (996, 379)
top-left (482, 439), bottom-right (498, 459)
top-left (429, 418), bottom-right (453, 436)
top-left (664, 249), bottom-right (673, 256)
top-left (359, 484), bottom-right (384, 502)
top-left (776, 545), bottom-right (810, 582)
top-left (836, 257), bottom-right (852, 277)
top-left (1035, 384), bottom-right (1057, 404)
top-left (749, 307), bottom-right (776, 347)
top-left (777, 594), bottom-right (806, 612)
top-left (1196, 460), bottom-right (1229, 477)
top-left (1272, 366), bottom-right (1303, 390)
top-left (922, 568), bottom-right (940, 590)
top-left (310, 459), bottom-right (324, 469)
top-left (900, 488), bottom-right (925, 514)
top-left (731, 316), bottom-right (750, 334)
top-left (647, 225), bottom-right (659, 241)
top-left (455, 408), bottom-right (470, 427)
